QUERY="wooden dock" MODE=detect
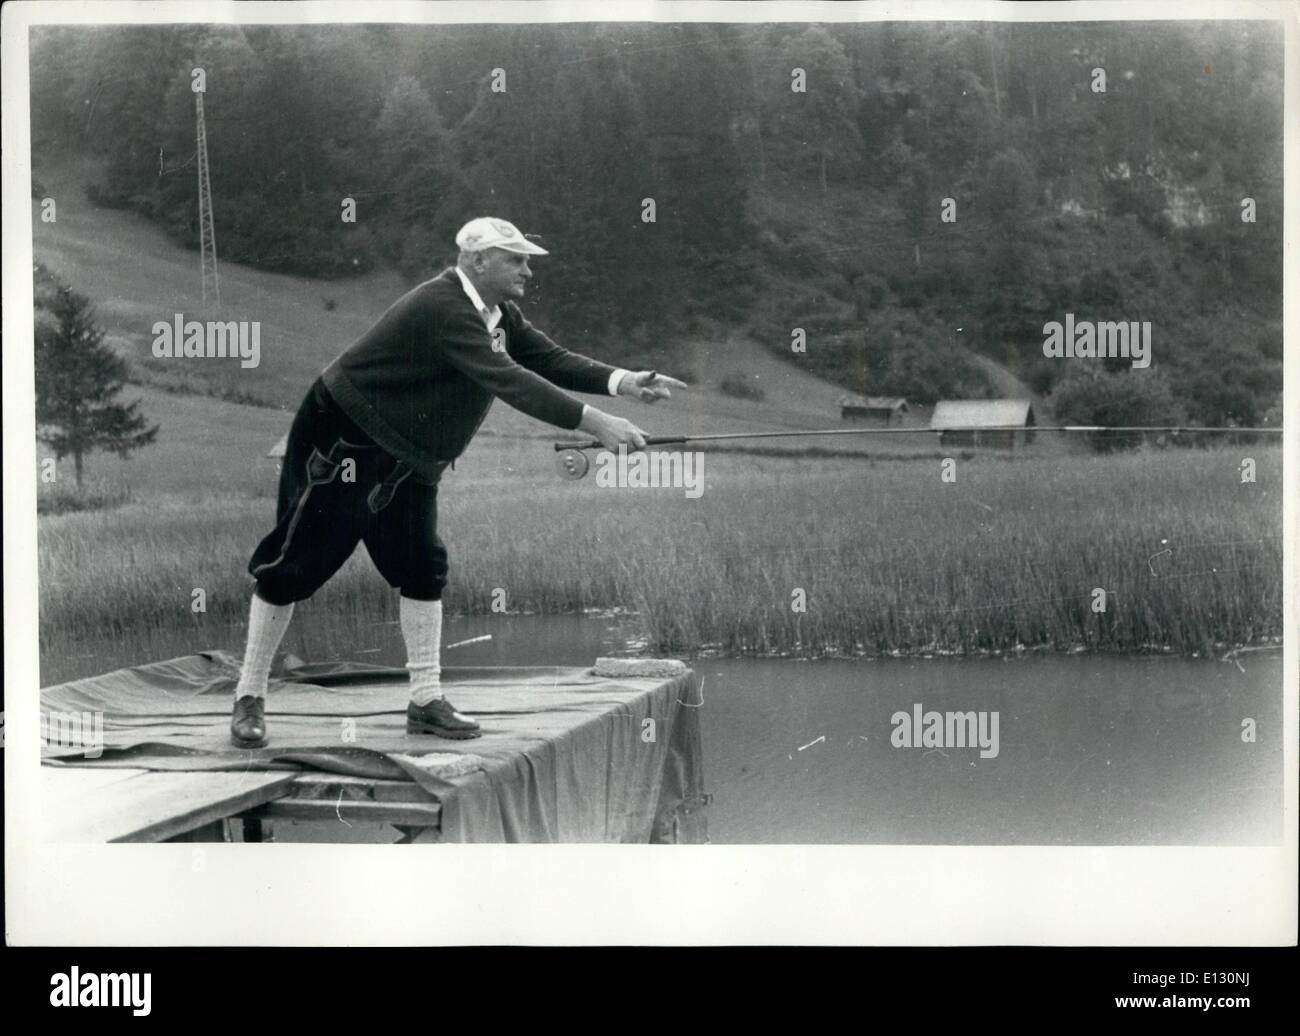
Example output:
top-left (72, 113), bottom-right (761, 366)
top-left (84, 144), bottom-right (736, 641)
top-left (40, 653), bottom-right (707, 844)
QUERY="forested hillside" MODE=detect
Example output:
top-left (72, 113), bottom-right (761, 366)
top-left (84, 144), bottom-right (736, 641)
top-left (30, 21), bottom-right (1283, 423)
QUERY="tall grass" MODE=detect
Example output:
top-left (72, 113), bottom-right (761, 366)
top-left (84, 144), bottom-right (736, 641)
top-left (36, 478), bottom-right (134, 515)
top-left (37, 446), bottom-right (1282, 667)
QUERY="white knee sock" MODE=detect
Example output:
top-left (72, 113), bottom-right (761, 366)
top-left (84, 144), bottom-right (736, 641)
top-left (401, 596), bottom-right (444, 706)
top-left (233, 594), bottom-right (294, 700)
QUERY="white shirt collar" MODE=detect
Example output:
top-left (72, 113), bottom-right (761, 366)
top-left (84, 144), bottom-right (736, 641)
top-left (454, 266), bottom-right (502, 332)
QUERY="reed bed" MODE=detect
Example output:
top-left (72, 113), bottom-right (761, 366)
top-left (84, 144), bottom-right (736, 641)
top-left (37, 445), bottom-right (1282, 668)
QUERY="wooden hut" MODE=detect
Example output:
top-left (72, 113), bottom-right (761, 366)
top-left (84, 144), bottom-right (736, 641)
top-left (930, 399), bottom-right (1036, 448)
top-left (840, 395), bottom-right (909, 426)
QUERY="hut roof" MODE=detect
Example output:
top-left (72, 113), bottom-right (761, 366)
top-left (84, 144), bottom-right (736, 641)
top-left (839, 394), bottom-right (909, 410)
top-left (930, 399), bottom-right (1035, 430)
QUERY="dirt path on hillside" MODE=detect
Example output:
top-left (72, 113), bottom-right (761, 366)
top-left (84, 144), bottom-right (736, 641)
top-left (967, 353), bottom-right (1045, 412)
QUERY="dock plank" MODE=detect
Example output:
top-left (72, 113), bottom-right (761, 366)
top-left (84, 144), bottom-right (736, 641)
top-left (43, 766), bottom-right (151, 805)
top-left (44, 771), bottom-right (298, 843)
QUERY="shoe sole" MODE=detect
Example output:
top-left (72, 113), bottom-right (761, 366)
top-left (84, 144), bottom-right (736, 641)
top-left (230, 732), bottom-right (268, 749)
top-left (406, 719), bottom-right (482, 739)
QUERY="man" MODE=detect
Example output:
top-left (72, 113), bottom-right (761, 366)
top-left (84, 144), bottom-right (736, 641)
top-left (230, 217), bottom-right (687, 747)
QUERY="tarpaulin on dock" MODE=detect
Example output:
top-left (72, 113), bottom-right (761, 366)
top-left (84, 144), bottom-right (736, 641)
top-left (40, 652), bottom-right (705, 843)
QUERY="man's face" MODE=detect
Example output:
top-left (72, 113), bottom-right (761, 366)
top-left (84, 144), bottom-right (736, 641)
top-left (475, 248), bottom-right (532, 301)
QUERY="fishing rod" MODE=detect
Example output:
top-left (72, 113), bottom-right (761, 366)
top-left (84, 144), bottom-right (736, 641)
top-left (553, 425), bottom-right (1283, 478)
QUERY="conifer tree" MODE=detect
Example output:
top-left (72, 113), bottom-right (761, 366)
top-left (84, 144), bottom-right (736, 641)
top-left (34, 271), bottom-right (158, 490)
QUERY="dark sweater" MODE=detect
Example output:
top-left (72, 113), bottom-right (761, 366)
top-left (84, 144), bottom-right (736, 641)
top-left (321, 268), bottom-right (618, 480)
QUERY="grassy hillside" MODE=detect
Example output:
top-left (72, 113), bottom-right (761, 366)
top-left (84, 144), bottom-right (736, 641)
top-left (34, 154), bottom-right (999, 483)
top-left (33, 157), bottom-right (407, 411)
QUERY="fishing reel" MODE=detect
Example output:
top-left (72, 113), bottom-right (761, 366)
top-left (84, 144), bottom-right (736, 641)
top-left (556, 448), bottom-right (591, 480)
top-left (553, 434), bottom-right (684, 480)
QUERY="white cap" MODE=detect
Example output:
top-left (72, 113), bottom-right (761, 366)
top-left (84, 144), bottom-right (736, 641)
top-left (455, 217), bottom-right (549, 255)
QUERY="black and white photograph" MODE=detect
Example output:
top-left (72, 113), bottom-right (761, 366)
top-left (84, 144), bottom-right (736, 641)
top-left (4, 0), bottom-right (1296, 952)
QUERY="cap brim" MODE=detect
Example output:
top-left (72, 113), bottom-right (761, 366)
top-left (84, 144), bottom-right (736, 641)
top-left (496, 240), bottom-right (549, 256)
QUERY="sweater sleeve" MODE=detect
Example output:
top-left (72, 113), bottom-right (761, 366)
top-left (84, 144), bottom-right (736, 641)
top-left (435, 302), bottom-right (588, 430)
top-left (503, 303), bottom-right (620, 394)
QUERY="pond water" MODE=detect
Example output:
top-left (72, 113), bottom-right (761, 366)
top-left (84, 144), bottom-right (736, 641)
top-left (43, 615), bottom-right (1282, 845)
top-left (694, 652), bottom-right (1281, 845)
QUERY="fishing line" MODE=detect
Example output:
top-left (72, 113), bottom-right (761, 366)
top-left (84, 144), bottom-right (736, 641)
top-left (553, 425), bottom-right (1283, 478)
top-left (555, 424), bottom-right (1282, 450)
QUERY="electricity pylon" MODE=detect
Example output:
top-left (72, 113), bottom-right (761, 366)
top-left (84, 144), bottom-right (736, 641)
top-left (196, 91), bottom-right (220, 307)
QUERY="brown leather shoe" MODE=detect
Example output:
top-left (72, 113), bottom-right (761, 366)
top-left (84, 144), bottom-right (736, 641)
top-left (231, 695), bottom-right (268, 748)
top-left (406, 697), bottom-right (481, 739)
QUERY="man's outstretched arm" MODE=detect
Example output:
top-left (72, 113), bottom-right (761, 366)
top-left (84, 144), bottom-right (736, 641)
top-left (437, 304), bottom-right (650, 451)
top-left (503, 303), bottom-right (622, 393)
top-left (505, 304), bottom-right (688, 404)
